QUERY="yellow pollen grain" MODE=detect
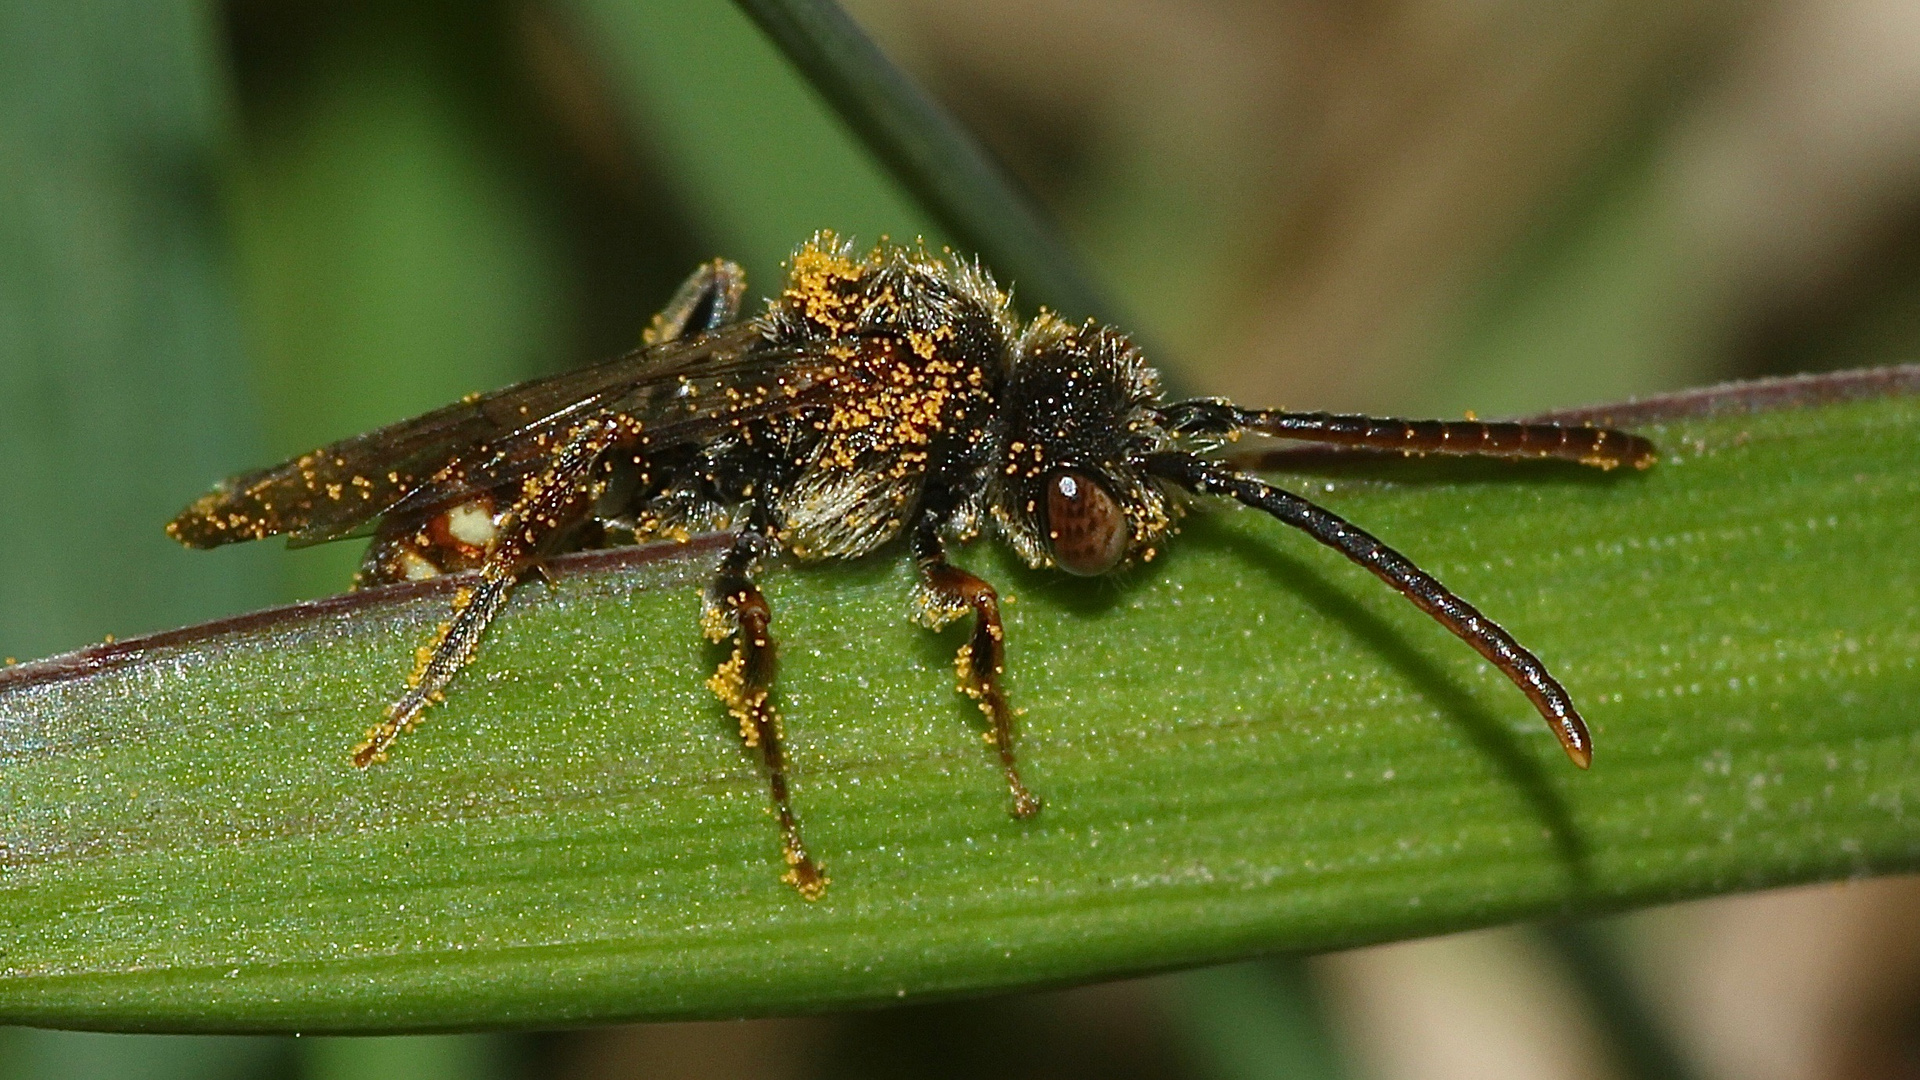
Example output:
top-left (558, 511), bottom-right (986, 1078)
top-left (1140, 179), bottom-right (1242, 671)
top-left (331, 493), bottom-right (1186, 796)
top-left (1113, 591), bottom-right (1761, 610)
top-left (784, 867), bottom-right (829, 900)
top-left (781, 235), bottom-right (868, 334)
top-left (705, 651), bottom-right (764, 746)
top-left (407, 620), bottom-right (454, 688)
top-left (954, 643), bottom-right (979, 693)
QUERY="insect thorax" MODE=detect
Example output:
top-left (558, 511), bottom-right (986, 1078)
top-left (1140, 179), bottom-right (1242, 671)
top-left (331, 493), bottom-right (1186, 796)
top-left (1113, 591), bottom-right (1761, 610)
top-left (654, 234), bottom-right (1020, 562)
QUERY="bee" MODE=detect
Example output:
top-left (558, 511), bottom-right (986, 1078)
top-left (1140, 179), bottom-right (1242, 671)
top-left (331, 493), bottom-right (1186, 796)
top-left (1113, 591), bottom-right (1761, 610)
top-left (169, 232), bottom-right (1655, 898)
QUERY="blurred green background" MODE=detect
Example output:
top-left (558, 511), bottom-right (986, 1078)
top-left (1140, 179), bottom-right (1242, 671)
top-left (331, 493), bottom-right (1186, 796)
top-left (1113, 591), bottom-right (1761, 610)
top-left (4, 0), bottom-right (1920, 1077)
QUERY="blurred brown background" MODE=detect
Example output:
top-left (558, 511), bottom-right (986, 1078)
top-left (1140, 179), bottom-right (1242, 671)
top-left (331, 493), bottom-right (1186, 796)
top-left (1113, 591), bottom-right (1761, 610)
top-left (3, 0), bottom-right (1919, 1077)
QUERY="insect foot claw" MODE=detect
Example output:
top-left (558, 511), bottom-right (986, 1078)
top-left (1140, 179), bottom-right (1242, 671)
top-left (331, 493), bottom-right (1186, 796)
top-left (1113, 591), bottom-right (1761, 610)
top-left (351, 720), bottom-right (401, 768)
top-left (1010, 786), bottom-right (1042, 819)
top-left (783, 850), bottom-right (829, 900)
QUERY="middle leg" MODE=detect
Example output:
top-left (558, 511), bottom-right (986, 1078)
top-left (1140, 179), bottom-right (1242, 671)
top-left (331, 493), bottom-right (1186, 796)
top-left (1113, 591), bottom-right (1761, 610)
top-left (703, 530), bottom-right (827, 899)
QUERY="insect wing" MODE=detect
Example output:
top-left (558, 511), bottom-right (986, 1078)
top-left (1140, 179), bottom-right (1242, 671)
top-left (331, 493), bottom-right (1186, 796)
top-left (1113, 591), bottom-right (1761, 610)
top-left (597, 344), bottom-right (862, 443)
top-left (168, 324), bottom-right (770, 548)
top-left (372, 342), bottom-right (862, 526)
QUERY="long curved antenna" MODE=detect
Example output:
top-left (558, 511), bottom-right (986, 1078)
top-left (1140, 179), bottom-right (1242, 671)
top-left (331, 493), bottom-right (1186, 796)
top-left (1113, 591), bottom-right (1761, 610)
top-left (1146, 451), bottom-right (1593, 768)
top-left (1159, 401), bottom-right (1656, 471)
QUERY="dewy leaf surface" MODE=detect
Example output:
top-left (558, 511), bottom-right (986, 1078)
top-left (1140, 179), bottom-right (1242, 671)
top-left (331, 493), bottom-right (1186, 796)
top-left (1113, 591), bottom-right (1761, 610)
top-left (2, 370), bottom-right (1917, 1032)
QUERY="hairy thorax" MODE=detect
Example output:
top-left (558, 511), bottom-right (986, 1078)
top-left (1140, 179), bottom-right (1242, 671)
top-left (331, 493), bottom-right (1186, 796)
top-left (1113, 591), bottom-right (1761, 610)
top-left (773, 333), bottom-right (997, 559)
top-left (636, 237), bottom-right (1015, 562)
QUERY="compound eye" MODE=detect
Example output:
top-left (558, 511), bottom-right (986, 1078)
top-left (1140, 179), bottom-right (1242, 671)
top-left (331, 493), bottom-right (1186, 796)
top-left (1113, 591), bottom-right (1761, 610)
top-left (1045, 471), bottom-right (1130, 576)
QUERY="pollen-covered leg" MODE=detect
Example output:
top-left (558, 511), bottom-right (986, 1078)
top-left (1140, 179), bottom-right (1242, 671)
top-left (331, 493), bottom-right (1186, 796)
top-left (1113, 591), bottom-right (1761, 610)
top-left (912, 536), bottom-right (1042, 819)
top-left (351, 415), bottom-right (633, 767)
top-left (703, 534), bottom-right (826, 899)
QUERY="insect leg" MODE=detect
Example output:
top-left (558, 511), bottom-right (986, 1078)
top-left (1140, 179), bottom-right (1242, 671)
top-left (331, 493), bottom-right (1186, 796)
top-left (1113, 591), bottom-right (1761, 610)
top-left (1147, 451), bottom-right (1593, 768)
top-left (1158, 400), bottom-right (1655, 471)
top-left (702, 530), bottom-right (827, 899)
top-left (644, 258), bottom-right (747, 346)
top-left (910, 527), bottom-right (1043, 818)
top-left (351, 415), bottom-right (634, 767)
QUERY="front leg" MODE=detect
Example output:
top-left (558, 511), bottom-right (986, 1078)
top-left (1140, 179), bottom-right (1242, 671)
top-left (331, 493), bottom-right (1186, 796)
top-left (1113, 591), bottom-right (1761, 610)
top-left (911, 526), bottom-right (1042, 819)
top-left (703, 530), bottom-right (827, 899)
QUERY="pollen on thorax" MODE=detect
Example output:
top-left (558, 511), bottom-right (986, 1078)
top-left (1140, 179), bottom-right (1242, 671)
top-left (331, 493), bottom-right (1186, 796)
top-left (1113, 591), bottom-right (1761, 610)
top-left (781, 232), bottom-right (869, 334)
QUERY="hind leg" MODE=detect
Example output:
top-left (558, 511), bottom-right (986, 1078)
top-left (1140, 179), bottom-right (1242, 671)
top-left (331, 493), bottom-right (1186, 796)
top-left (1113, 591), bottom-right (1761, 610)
top-left (352, 415), bottom-right (634, 766)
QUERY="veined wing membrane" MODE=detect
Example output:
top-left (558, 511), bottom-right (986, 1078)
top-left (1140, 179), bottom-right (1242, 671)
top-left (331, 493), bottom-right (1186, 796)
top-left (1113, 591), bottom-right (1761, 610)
top-left (369, 349), bottom-right (866, 528)
top-left (167, 325), bottom-right (861, 548)
top-left (169, 326), bottom-right (758, 548)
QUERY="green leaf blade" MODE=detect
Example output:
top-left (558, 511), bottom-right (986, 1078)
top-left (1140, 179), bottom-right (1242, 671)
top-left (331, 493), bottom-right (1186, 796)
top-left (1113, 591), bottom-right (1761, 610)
top-left (3, 375), bottom-right (1918, 1031)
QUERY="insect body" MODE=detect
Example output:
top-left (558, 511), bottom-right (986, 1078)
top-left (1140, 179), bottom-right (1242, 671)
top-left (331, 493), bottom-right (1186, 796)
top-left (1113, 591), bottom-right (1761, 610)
top-left (169, 233), bottom-right (1654, 897)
